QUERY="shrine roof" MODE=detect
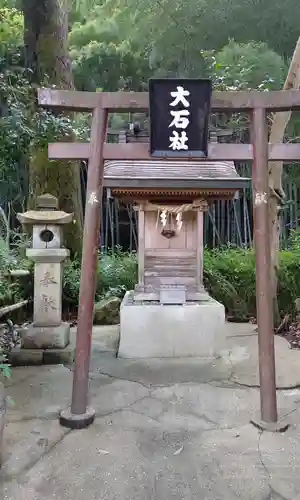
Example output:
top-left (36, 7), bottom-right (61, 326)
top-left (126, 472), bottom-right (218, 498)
top-left (104, 160), bottom-right (239, 179)
top-left (103, 160), bottom-right (249, 190)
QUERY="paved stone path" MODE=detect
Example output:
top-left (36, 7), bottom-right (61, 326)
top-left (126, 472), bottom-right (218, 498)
top-left (1, 323), bottom-right (300, 499)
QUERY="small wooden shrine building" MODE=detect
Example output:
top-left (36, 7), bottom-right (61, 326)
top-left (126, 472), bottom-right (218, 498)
top-left (104, 158), bottom-right (249, 358)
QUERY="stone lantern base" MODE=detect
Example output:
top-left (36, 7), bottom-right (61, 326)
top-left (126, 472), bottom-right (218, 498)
top-left (9, 325), bottom-right (75, 366)
top-left (21, 322), bottom-right (70, 349)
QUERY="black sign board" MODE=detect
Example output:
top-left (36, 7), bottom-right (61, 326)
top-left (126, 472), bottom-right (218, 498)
top-left (149, 78), bottom-right (212, 158)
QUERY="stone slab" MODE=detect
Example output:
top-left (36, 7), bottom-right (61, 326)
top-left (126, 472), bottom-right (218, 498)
top-left (0, 418), bottom-right (273, 500)
top-left (21, 322), bottom-right (70, 349)
top-left (259, 425), bottom-right (300, 499)
top-left (8, 348), bottom-right (43, 367)
top-left (89, 378), bottom-right (149, 416)
top-left (90, 353), bottom-right (232, 386)
top-left (224, 328), bottom-right (300, 388)
top-left (3, 328), bottom-right (300, 499)
top-left (43, 345), bottom-right (75, 365)
top-left (87, 325), bottom-right (120, 353)
top-left (1, 419), bottom-right (69, 479)
top-left (3, 365), bottom-right (62, 388)
top-left (70, 323), bottom-right (300, 390)
top-left (119, 291), bottom-right (226, 358)
top-left (8, 344), bottom-right (75, 367)
top-left (4, 365), bottom-right (73, 422)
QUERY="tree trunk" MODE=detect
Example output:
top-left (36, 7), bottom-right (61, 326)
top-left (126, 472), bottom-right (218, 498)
top-left (268, 37), bottom-right (300, 326)
top-left (22, 0), bottom-right (83, 255)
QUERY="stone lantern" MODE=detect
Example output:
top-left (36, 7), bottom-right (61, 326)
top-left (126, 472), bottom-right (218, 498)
top-left (17, 194), bottom-right (73, 352)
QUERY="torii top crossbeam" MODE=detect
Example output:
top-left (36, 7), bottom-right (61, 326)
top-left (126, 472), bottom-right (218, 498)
top-left (38, 88), bottom-right (300, 162)
top-left (38, 87), bottom-right (300, 111)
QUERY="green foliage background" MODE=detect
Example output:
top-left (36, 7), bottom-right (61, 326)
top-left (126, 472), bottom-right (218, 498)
top-left (1, 238), bottom-right (300, 322)
top-left (1, 0), bottom-right (300, 326)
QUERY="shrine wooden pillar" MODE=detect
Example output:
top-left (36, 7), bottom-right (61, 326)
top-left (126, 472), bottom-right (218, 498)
top-left (138, 205), bottom-right (145, 287)
top-left (196, 201), bottom-right (208, 291)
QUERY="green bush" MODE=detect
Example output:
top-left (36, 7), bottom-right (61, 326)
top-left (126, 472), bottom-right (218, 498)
top-left (205, 245), bottom-right (300, 319)
top-left (97, 250), bottom-right (137, 298)
top-left (204, 247), bottom-right (256, 319)
top-left (2, 240), bottom-right (300, 321)
top-left (0, 238), bottom-right (26, 306)
top-left (61, 246), bottom-right (300, 319)
top-left (62, 249), bottom-right (137, 307)
top-left (61, 246), bottom-right (300, 320)
top-left (277, 248), bottom-right (300, 314)
top-left (62, 257), bottom-right (82, 307)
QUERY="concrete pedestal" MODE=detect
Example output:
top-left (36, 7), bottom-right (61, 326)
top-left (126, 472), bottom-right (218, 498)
top-left (118, 291), bottom-right (226, 359)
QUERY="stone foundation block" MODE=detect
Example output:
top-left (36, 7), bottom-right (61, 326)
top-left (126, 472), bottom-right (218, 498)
top-left (8, 344), bottom-right (75, 367)
top-left (43, 345), bottom-right (75, 365)
top-left (9, 348), bottom-right (44, 366)
top-left (20, 322), bottom-right (70, 349)
top-left (118, 291), bottom-right (226, 359)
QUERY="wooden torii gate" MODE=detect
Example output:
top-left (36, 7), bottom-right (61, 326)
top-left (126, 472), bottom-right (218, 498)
top-left (38, 88), bottom-right (300, 431)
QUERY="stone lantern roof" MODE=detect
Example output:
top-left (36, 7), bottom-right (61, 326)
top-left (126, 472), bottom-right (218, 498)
top-left (17, 194), bottom-right (73, 226)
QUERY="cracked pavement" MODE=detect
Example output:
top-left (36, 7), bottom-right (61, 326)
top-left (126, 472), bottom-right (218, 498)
top-left (2, 323), bottom-right (300, 499)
